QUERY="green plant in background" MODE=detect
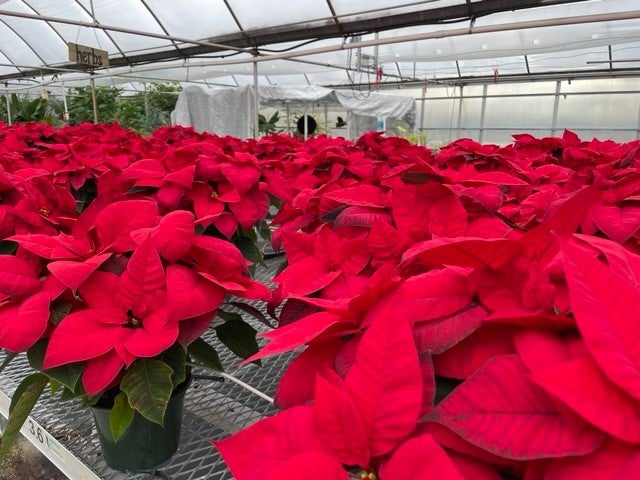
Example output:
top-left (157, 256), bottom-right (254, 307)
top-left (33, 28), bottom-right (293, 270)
top-left (117, 83), bottom-right (182, 134)
top-left (258, 111), bottom-right (280, 135)
top-left (394, 124), bottom-right (428, 146)
top-left (0, 93), bottom-right (65, 125)
top-left (68, 86), bottom-right (120, 124)
top-left (65, 83), bottom-right (181, 133)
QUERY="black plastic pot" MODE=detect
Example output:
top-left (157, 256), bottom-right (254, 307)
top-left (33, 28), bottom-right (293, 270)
top-left (91, 375), bottom-right (191, 472)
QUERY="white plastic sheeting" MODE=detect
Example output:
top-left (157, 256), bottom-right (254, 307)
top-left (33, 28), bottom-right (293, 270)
top-left (171, 85), bottom-right (255, 138)
top-left (171, 85), bottom-right (416, 138)
top-left (0, 0), bottom-right (639, 91)
top-left (259, 85), bottom-right (415, 120)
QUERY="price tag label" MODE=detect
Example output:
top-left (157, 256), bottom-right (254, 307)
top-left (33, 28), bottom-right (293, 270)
top-left (25, 418), bottom-right (63, 461)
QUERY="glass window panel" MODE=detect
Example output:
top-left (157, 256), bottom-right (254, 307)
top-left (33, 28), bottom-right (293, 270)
top-left (484, 96), bottom-right (555, 130)
top-left (225, 0), bottom-right (331, 31)
top-left (458, 97), bottom-right (482, 129)
top-left (485, 82), bottom-right (558, 96)
top-left (420, 129), bottom-right (459, 145)
top-left (556, 93), bottom-right (640, 130)
top-left (571, 129), bottom-right (638, 143)
top-left (423, 98), bottom-right (460, 130)
top-left (561, 77), bottom-right (640, 94)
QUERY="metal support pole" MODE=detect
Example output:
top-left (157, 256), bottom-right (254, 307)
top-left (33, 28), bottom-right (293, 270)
top-left (253, 60), bottom-right (259, 139)
top-left (285, 103), bottom-right (291, 135)
top-left (5, 93), bottom-right (11, 125)
top-left (479, 84), bottom-right (488, 143)
top-left (551, 80), bottom-right (561, 136)
top-left (456, 85), bottom-right (464, 140)
top-left (90, 76), bottom-right (98, 124)
top-left (419, 82), bottom-right (426, 133)
top-left (143, 82), bottom-right (150, 120)
top-left (346, 110), bottom-right (351, 140)
top-left (324, 104), bottom-right (328, 135)
top-left (303, 103), bottom-right (309, 140)
top-left (61, 82), bottom-right (69, 123)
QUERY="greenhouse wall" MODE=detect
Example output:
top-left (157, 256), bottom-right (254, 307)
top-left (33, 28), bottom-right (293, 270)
top-left (407, 77), bottom-right (640, 146)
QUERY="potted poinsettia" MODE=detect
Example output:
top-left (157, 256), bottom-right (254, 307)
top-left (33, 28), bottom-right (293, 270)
top-left (0, 125), bottom-right (270, 469)
top-left (0, 197), bottom-right (269, 470)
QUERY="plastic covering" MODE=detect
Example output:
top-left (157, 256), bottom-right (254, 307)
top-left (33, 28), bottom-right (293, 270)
top-left (171, 85), bottom-right (256, 138)
top-left (171, 85), bottom-right (416, 138)
top-left (0, 0), bottom-right (639, 91)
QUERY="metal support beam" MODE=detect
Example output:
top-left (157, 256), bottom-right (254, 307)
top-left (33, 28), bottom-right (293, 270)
top-left (419, 81), bottom-right (426, 133)
top-left (456, 85), bottom-right (464, 140)
top-left (551, 80), bottom-right (562, 135)
top-left (4, 92), bottom-right (11, 125)
top-left (90, 76), bottom-right (98, 124)
top-left (253, 61), bottom-right (259, 139)
top-left (479, 84), bottom-right (488, 142)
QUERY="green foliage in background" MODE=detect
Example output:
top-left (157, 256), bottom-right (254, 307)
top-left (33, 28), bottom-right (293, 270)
top-left (2, 83), bottom-right (180, 134)
top-left (0, 93), bottom-right (65, 125)
top-left (67, 82), bottom-right (181, 133)
top-left (116, 83), bottom-right (182, 134)
top-left (68, 86), bottom-right (120, 125)
top-left (258, 111), bottom-right (280, 134)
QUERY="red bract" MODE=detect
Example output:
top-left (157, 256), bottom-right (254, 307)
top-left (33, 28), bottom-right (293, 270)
top-left (8, 122), bottom-right (640, 478)
top-left (218, 130), bottom-right (640, 479)
top-left (432, 355), bottom-right (605, 459)
top-left (42, 240), bottom-right (177, 394)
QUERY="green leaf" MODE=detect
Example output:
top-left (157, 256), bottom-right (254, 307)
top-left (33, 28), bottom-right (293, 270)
top-left (227, 301), bottom-right (274, 329)
top-left (257, 219), bottom-right (272, 242)
top-left (216, 309), bottom-right (244, 323)
top-left (49, 301), bottom-right (72, 326)
top-left (27, 340), bottom-right (83, 391)
top-left (0, 241), bottom-right (17, 255)
top-left (109, 393), bottom-right (135, 442)
top-left (234, 234), bottom-right (265, 267)
top-left (0, 373), bottom-right (48, 460)
top-left (59, 387), bottom-right (79, 402)
top-left (49, 379), bottom-right (63, 396)
top-left (215, 319), bottom-right (261, 365)
top-left (120, 359), bottom-right (174, 426)
top-left (158, 344), bottom-right (187, 389)
top-left (187, 338), bottom-right (224, 372)
top-left (434, 377), bottom-right (463, 405)
top-left (0, 351), bottom-right (17, 375)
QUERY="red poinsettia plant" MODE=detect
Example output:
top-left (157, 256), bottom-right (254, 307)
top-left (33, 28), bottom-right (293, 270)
top-left (215, 130), bottom-right (640, 479)
top-left (0, 121), bottom-right (275, 458)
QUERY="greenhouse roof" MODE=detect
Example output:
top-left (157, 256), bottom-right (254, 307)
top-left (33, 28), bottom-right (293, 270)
top-left (0, 0), bottom-right (639, 92)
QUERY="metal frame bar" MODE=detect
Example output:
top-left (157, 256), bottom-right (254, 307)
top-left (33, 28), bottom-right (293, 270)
top-left (551, 79), bottom-right (562, 135)
top-left (139, 0), bottom-right (181, 53)
top-left (71, 0), bottom-right (128, 60)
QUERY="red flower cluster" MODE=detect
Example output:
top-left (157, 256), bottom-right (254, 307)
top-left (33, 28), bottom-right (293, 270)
top-left (216, 130), bottom-right (640, 479)
top-left (0, 122), bottom-right (274, 396)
